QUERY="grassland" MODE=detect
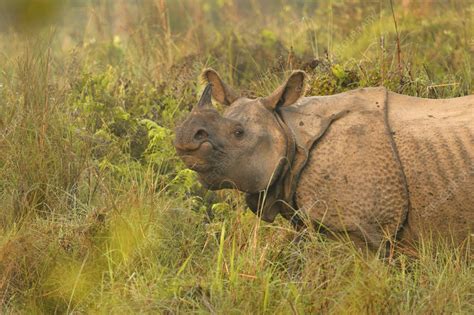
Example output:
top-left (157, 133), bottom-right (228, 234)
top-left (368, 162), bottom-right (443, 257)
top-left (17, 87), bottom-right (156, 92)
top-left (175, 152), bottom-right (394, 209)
top-left (0, 0), bottom-right (473, 313)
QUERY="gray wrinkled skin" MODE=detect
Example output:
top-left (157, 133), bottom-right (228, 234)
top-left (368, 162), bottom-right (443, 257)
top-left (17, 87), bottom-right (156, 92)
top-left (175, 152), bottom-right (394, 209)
top-left (174, 69), bottom-right (474, 249)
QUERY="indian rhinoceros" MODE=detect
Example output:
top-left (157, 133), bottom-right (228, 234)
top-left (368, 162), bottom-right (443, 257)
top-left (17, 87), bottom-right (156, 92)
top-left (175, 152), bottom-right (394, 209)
top-left (174, 69), bottom-right (473, 249)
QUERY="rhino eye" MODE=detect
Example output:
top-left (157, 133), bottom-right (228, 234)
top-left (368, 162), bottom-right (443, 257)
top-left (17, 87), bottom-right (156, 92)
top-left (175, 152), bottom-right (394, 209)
top-left (194, 129), bottom-right (208, 140)
top-left (233, 128), bottom-right (244, 139)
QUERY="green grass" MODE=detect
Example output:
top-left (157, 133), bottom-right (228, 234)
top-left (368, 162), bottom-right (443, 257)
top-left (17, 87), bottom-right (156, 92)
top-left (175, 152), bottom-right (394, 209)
top-left (0, 0), bottom-right (473, 313)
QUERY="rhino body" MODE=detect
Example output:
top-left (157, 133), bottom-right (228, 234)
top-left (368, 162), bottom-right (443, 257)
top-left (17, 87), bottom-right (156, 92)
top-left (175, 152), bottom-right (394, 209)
top-left (174, 70), bottom-right (473, 249)
top-left (282, 88), bottom-right (473, 247)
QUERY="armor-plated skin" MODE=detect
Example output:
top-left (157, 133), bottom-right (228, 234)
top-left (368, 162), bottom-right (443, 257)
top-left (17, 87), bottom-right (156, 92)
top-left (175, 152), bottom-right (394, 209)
top-left (174, 69), bottom-right (473, 249)
top-left (388, 92), bottom-right (473, 243)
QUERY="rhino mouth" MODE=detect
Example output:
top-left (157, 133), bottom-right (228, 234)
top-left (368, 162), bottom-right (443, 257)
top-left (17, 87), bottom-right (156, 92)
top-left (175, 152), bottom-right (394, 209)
top-left (177, 141), bottom-right (217, 173)
top-left (181, 156), bottom-right (212, 172)
top-left (180, 155), bottom-right (234, 190)
top-left (175, 139), bottom-right (232, 189)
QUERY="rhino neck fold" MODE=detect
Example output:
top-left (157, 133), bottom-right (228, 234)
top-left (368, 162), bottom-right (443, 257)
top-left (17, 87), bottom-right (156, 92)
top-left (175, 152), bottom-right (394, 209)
top-left (245, 108), bottom-right (348, 228)
top-left (245, 110), bottom-right (300, 226)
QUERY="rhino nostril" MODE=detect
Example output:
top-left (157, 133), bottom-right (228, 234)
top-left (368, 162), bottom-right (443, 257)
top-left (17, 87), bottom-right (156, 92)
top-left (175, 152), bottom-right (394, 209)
top-left (194, 129), bottom-right (208, 141)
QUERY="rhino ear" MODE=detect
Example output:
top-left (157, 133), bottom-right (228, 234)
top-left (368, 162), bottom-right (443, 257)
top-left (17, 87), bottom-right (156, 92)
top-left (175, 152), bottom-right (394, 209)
top-left (262, 71), bottom-right (305, 110)
top-left (202, 68), bottom-right (240, 106)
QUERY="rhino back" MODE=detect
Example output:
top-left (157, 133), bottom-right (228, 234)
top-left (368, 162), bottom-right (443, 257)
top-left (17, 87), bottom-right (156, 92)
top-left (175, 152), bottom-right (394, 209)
top-left (388, 92), bottom-right (474, 242)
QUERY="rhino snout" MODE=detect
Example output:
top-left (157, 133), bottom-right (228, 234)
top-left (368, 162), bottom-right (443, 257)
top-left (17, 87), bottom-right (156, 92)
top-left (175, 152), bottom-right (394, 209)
top-left (174, 127), bottom-right (210, 153)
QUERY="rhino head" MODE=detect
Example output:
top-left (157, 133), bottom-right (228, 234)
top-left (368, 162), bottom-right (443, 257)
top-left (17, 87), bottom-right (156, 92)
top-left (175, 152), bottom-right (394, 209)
top-left (174, 69), bottom-right (305, 196)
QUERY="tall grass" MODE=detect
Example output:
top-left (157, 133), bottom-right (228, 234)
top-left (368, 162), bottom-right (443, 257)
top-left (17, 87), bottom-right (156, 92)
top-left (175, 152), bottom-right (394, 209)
top-left (0, 0), bottom-right (473, 313)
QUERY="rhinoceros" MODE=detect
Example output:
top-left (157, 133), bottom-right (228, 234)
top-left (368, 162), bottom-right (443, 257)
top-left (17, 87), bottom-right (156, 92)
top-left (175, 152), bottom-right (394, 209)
top-left (174, 69), bottom-right (473, 249)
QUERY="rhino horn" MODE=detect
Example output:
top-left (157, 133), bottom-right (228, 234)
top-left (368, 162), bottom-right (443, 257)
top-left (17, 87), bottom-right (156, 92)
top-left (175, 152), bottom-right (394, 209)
top-left (195, 83), bottom-right (213, 110)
